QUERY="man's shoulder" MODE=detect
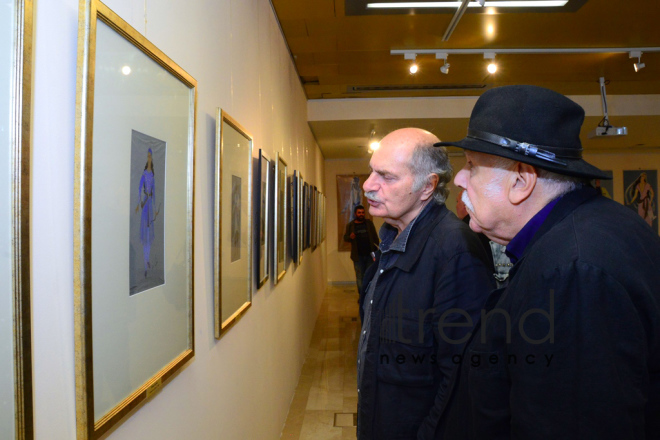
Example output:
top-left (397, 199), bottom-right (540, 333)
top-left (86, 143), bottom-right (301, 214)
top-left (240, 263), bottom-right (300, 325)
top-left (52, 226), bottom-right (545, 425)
top-left (423, 206), bottom-right (485, 253)
top-left (530, 195), bottom-right (660, 273)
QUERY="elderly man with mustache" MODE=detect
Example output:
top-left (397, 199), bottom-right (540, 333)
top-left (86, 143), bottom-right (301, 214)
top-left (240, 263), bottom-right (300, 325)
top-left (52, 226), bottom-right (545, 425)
top-left (356, 128), bottom-right (495, 439)
top-left (436, 85), bottom-right (660, 439)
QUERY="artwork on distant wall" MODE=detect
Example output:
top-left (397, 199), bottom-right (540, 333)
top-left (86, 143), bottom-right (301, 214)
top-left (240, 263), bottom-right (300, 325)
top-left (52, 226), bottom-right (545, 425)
top-left (231, 175), bottom-right (242, 262)
top-left (303, 181), bottom-right (310, 250)
top-left (274, 153), bottom-right (288, 281)
top-left (129, 130), bottom-right (166, 295)
top-left (311, 186), bottom-right (318, 251)
top-left (290, 171), bottom-right (298, 263)
top-left (336, 174), bottom-right (373, 252)
top-left (216, 110), bottom-right (253, 338)
top-left (257, 150), bottom-right (271, 288)
top-left (74, 2), bottom-right (196, 437)
top-left (297, 173), bottom-right (304, 264)
top-left (591, 170), bottom-right (613, 199)
top-left (624, 170), bottom-right (658, 233)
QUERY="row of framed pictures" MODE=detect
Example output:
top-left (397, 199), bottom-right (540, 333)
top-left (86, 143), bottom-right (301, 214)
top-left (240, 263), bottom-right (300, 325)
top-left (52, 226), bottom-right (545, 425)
top-left (69, 1), bottom-right (327, 438)
top-left (255, 151), bottom-right (327, 290)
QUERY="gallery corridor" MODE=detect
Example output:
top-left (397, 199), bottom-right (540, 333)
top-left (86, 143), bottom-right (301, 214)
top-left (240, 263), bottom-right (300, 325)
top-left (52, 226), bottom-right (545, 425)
top-left (281, 285), bottom-right (360, 439)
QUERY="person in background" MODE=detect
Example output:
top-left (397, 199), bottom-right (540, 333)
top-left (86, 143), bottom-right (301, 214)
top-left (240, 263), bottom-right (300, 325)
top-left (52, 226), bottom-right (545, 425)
top-left (343, 204), bottom-right (379, 296)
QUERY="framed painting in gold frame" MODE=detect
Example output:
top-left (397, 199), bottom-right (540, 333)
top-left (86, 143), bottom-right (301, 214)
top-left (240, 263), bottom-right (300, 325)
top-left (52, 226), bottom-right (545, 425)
top-left (256, 149), bottom-right (271, 289)
top-left (274, 153), bottom-right (288, 282)
top-left (215, 110), bottom-right (253, 338)
top-left (2, 1), bottom-right (33, 438)
top-left (73, 1), bottom-right (196, 438)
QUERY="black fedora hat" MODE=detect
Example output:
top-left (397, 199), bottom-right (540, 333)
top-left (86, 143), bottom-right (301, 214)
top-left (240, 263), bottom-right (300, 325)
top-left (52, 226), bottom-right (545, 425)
top-left (435, 85), bottom-right (611, 180)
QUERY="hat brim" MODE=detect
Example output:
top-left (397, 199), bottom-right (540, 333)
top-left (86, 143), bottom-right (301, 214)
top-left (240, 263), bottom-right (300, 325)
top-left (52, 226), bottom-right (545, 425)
top-left (435, 137), bottom-right (612, 180)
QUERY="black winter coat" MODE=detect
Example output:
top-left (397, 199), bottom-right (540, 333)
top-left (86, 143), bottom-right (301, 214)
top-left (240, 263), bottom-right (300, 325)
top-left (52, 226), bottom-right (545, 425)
top-left (439, 187), bottom-right (660, 439)
top-left (357, 203), bottom-right (495, 439)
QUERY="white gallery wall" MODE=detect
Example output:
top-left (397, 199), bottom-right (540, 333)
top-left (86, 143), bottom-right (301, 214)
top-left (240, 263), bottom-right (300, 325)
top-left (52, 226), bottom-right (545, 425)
top-left (32, 0), bottom-right (326, 439)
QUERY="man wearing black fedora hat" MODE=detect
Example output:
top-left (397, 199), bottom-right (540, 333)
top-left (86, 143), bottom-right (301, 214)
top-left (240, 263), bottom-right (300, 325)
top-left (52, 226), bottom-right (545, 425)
top-left (434, 85), bottom-right (660, 439)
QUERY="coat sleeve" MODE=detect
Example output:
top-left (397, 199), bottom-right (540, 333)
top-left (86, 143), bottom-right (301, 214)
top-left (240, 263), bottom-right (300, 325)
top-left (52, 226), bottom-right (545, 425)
top-left (343, 221), bottom-right (353, 242)
top-left (417, 235), bottom-right (495, 439)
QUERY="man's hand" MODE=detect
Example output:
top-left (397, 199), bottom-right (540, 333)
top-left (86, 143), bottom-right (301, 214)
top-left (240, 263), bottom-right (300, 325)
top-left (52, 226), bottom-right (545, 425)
top-left (350, 232), bottom-right (356, 239)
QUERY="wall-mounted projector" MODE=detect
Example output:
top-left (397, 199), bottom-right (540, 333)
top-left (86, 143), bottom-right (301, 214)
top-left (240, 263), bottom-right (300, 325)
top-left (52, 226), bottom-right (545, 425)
top-left (589, 77), bottom-right (628, 139)
top-left (588, 125), bottom-right (628, 138)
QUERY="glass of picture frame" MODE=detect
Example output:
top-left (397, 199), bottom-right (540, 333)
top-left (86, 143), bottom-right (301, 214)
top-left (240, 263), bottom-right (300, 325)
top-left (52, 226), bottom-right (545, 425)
top-left (290, 171), bottom-right (298, 263)
top-left (257, 150), bottom-right (270, 288)
top-left (297, 173), bottom-right (304, 264)
top-left (274, 153), bottom-right (288, 282)
top-left (74, 1), bottom-right (196, 438)
top-left (304, 182), bottom-right (311, 250)
top-left (215, 110), bottom-right (253, 338)
top-left (311, 186), bottom-right (318, 251)
top-left (1, 1), bottom-right (33, 438)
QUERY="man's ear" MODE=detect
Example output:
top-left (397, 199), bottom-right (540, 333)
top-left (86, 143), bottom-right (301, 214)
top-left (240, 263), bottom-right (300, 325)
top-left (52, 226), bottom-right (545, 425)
top-left (419, 174), bottom-right (438, 201)
top-left (507, 162), bottom-right (537, 205)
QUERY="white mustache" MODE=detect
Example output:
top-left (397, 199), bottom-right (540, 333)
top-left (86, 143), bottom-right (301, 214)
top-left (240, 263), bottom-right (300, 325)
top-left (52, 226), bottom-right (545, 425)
top-left (461, 190), bottom-right (475, 213)
top-left (365, 191), bottom-right (382, 203)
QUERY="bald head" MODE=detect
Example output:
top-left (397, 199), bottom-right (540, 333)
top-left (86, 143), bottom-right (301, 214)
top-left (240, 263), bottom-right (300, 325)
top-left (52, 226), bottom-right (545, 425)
top-left (364, 127), bottom-right (452, 231)
top-left (378, 128), bottom-right (441, 158)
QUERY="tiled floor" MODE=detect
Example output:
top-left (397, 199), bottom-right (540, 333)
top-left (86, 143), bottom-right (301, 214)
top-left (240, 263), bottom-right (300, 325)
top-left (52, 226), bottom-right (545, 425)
top-left (281, 285), bottom-right (360, 440)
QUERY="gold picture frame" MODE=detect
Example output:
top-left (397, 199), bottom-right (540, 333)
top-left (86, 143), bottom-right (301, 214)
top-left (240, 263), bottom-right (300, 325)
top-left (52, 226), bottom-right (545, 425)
top-left (274, 153), bottom-right (288, 282)
top-left (73, 1), bottom-right (196, 438)
top-left (214, 110), bottom-right (253, 339)
top-left (2, 1), bottom-right (34, 439)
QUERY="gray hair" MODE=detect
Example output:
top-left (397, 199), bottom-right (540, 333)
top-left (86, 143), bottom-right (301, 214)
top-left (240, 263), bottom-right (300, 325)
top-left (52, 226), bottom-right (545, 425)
top-left (409, 143), bottom-right (453, 204)
top-left (490, 155), bottom-right (588, 200)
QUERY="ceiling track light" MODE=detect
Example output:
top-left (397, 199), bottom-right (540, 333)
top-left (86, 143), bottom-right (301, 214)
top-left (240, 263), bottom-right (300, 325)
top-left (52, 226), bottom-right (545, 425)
top-left (392, 47), bottom-right (660, 75)
top-left (484, 52), bottom-right (497, 73)
top-left (436, 52), bottom-right (450, 74)
top-left (630, 51), bottom-right (645, 72)
top-left (405, 53), bottom-right (418, 74)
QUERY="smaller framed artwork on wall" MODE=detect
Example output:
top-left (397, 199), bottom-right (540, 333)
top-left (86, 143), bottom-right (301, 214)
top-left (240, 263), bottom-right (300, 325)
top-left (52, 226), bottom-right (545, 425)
top-left (311, 186), bottom-right (318, 251)
top-left (274, 153), bottom-right (288, 282)
top-left (624, 169), bottom-right (658, 233)
top-left (215, 110), bottom-right (253, 338)
top-left (297, 173), bottom-right (304, 264)
top-left (290, 171), bottom-right (299, 263)
top-left (257, 150), bottom-right (271, 288)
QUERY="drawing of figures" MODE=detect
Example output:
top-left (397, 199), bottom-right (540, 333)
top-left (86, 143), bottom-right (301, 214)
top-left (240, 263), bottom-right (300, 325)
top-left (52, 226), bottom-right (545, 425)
top-left (624, 170), bottom-right (658, 232)
top-left (135, 148), bottom-right (159, 276)
top-left (129, 130), bottom-right (166, 295)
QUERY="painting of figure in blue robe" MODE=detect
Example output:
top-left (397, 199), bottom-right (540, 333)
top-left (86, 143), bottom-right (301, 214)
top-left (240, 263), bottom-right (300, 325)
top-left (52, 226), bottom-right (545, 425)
top-left (129, 130), bottom-right (166, 295)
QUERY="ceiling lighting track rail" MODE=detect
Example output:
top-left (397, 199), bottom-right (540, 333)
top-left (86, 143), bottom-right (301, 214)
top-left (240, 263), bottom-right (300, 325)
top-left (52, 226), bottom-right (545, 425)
top-left (391, 47), bottom-right (660, 56)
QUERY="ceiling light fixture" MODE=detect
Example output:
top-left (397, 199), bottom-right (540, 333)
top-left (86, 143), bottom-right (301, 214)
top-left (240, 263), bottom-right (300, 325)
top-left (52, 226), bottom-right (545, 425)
top-left (436, 52), bottom-right (450, 74)
top-left (405, 52), bottom-right (418, 74)
top-left (368, 129), bottom-right (380, 153)
top-left (630, 51), bottom-right (645, 72)
top-left (484, 52), bottom-right (497, 73)
top-left (367, 1), bottom-right (568, 8)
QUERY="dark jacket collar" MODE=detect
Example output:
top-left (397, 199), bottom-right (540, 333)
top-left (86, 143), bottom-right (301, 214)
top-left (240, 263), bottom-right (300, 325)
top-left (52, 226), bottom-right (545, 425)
top-left (388, 202), bottom-right (448, 273)
top-left (508, 185), bottom-right (599, 278)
